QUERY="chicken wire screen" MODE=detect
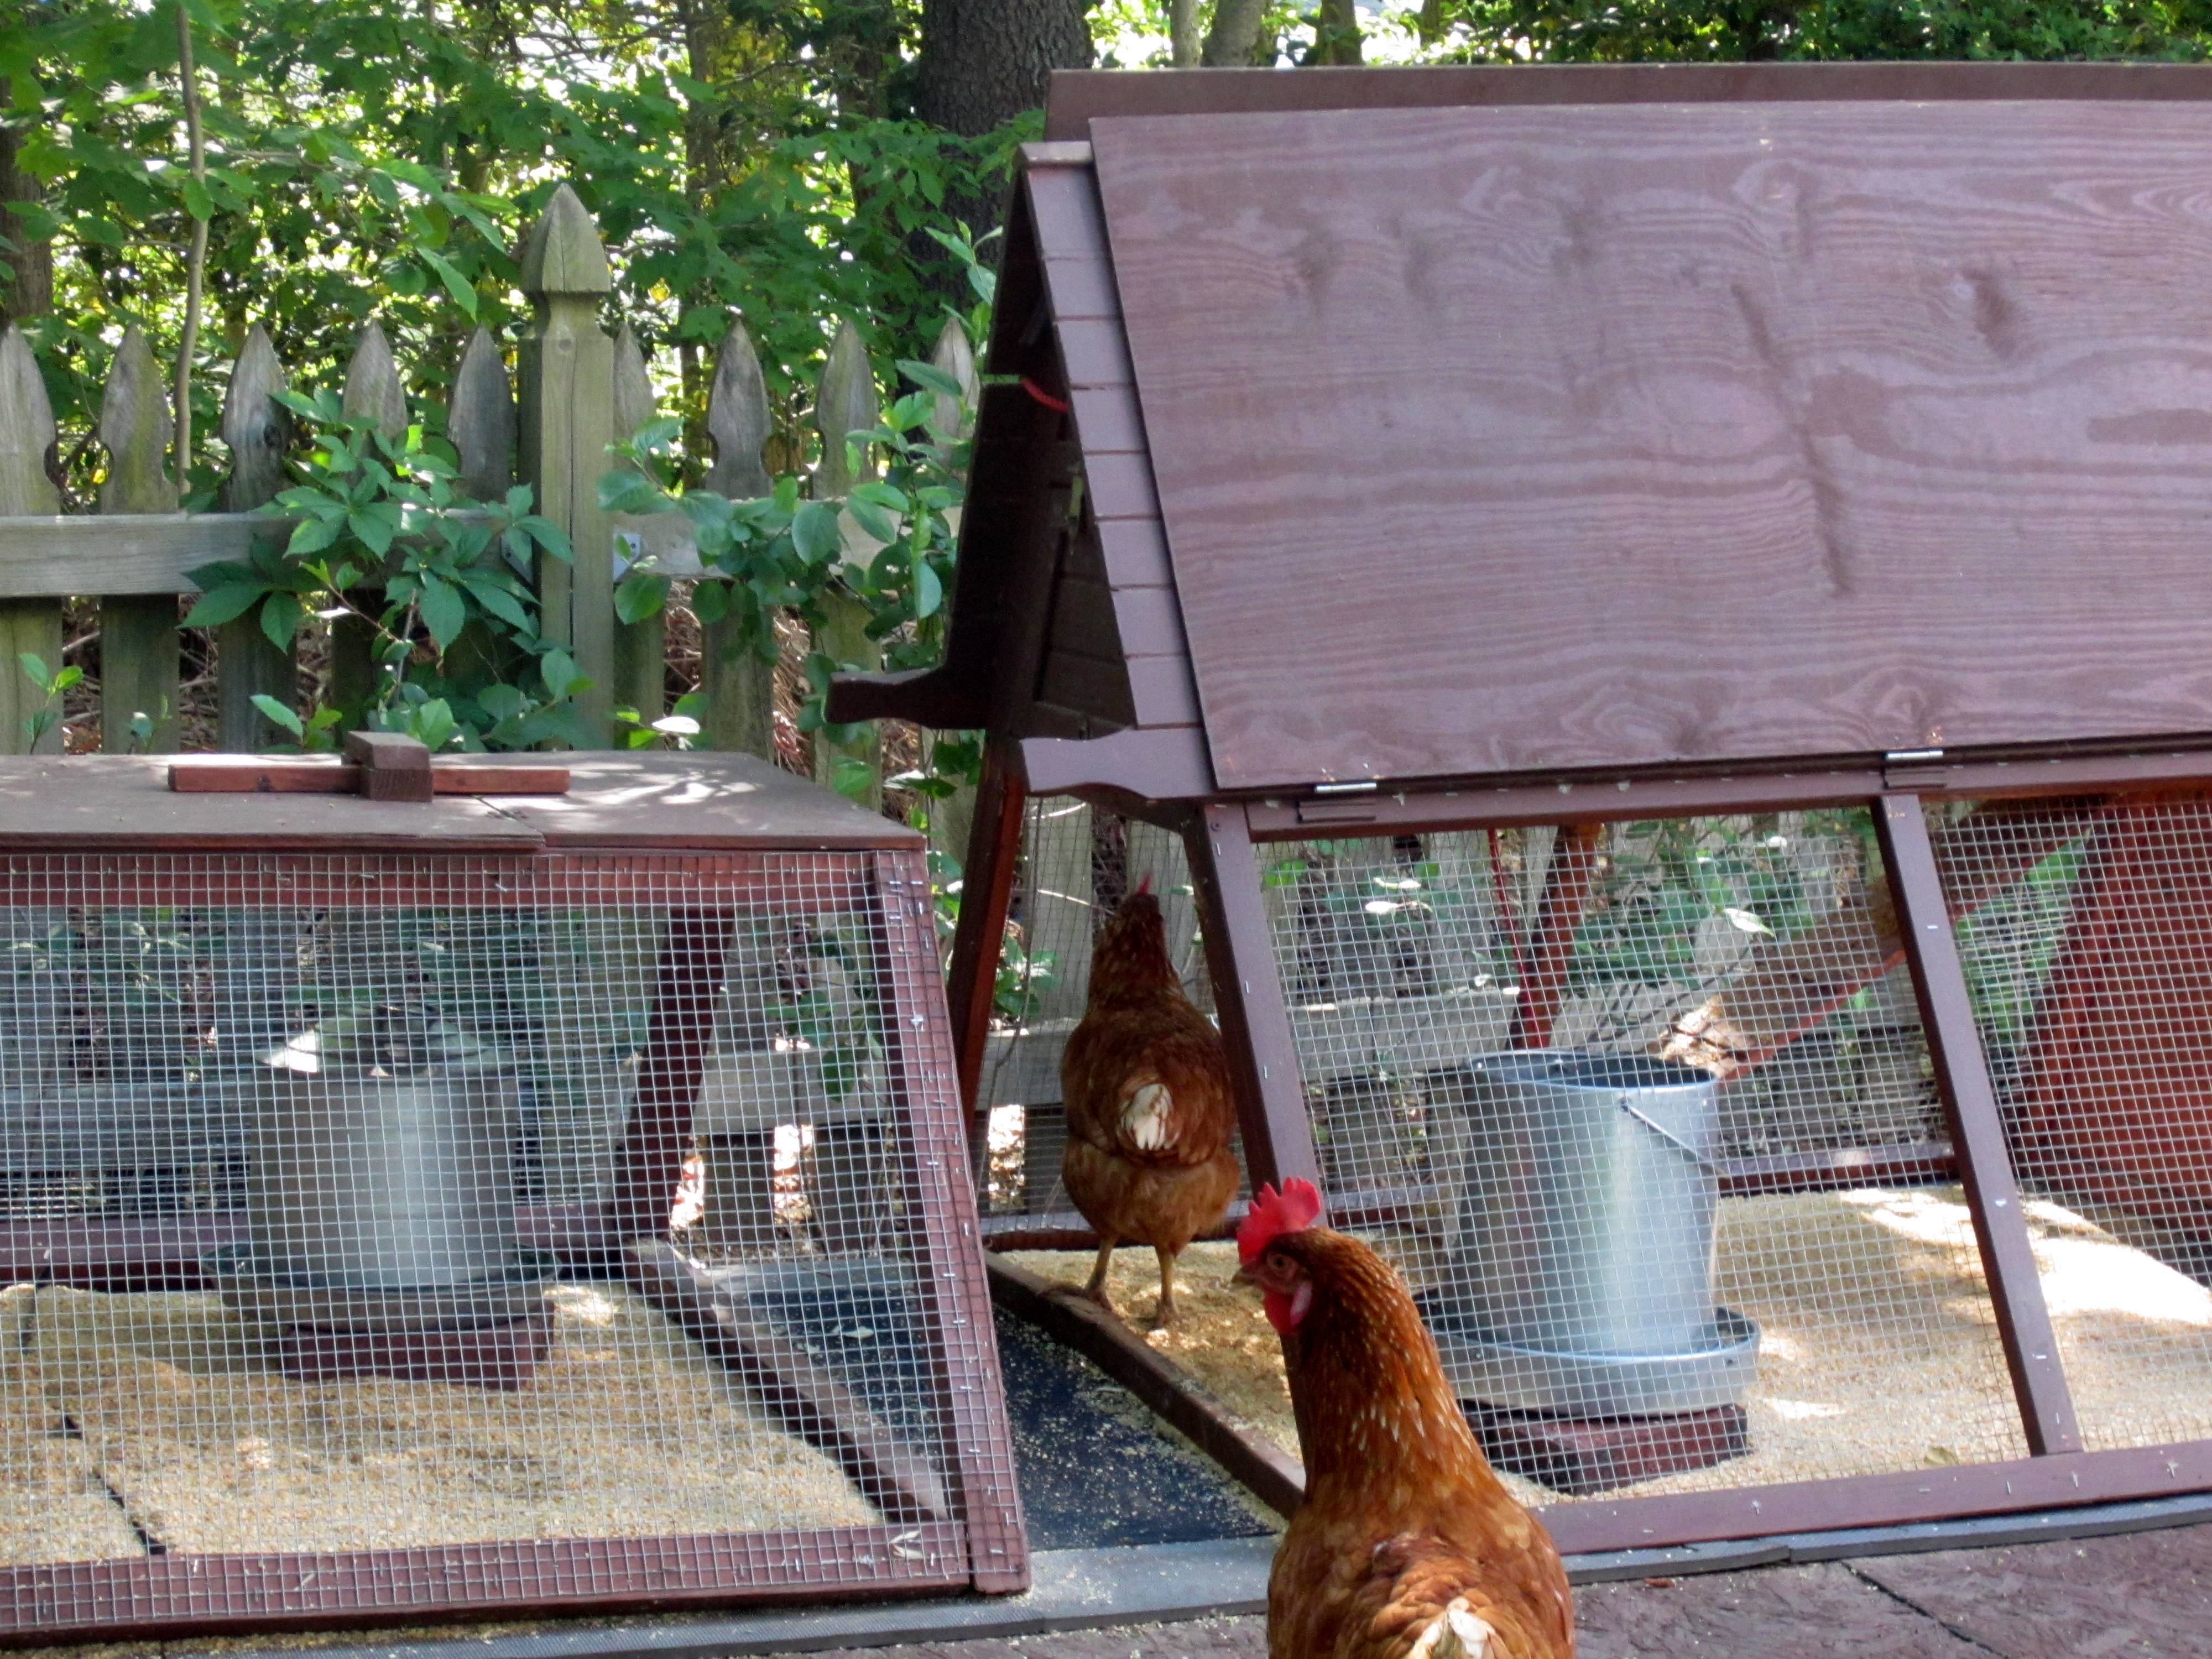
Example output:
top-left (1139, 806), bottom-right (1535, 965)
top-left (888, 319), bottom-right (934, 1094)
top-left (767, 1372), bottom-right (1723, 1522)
top-left (1261, 816), bottom-right (2027, 1502)
top-left (1938, 794), bottom-right (2212, 1457)
top-left (976, 801), bottom-right (1228, 1218)
top-left (0, 849), bottom-right (1015, 1636)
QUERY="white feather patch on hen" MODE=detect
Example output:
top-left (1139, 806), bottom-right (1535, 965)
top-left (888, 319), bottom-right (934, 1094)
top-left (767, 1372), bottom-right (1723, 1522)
top-left (1405, 1599), bottom-right (1493, 1659)
top-left (1122, 1081), bottom-right (1173, 1151)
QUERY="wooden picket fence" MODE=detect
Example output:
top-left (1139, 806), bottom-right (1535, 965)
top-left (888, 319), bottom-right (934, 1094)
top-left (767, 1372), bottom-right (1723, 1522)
top-left (0, 184), bottom-right (975, 761)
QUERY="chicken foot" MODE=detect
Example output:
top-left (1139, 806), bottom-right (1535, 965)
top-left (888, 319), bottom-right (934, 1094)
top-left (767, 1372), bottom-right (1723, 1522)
top-left (1081, 1235), bottom-right (1120, 1316)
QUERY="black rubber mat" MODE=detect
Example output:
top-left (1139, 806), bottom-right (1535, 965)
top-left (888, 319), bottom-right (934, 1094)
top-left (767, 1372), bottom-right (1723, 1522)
top-left (992, 1306), bottom-right (1278, 1550)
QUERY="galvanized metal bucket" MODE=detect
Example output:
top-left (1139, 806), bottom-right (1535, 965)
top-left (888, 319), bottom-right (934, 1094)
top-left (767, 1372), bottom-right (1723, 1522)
top-left (1426, 1051), bottom-right (1757, 1416)
top-left (248, 1062), bottom-right (521, 1292)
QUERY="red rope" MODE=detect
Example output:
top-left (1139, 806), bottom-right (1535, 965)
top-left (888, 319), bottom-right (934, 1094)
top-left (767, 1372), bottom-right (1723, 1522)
top-left (1020, 377), bottom-right (1071, 414)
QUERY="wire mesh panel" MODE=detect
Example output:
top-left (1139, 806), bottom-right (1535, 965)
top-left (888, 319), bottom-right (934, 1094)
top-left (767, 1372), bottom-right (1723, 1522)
top-left (1939, 795), bottom-right (2212, 1455)
top-left (0, 849), bottom-right (1019, 1638)
top-left (975, 801), bottom-right (1218, 1218)
top-left (1262, 816), bottom-right (2026, 1499)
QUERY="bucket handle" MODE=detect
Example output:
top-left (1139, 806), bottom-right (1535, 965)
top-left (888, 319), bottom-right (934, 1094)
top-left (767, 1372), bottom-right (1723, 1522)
top-left (1615, 1093), bottom-right (1721, 1175)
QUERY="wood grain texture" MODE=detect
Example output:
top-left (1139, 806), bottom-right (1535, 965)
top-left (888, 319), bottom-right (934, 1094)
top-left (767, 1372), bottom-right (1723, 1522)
top-left (1093, 101), bottom-right (2212, 789)
top-left (96, 325), bottom-right (182, 754)
top-left (0, 324), bottom-right (61, 759)
top-left (216, 325), bottom-right (295, 750)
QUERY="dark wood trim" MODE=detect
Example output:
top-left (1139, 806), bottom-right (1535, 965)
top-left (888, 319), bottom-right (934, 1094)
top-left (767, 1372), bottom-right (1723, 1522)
top-left (624, 1243), bottom-right (954, 1524)
top-left (1875, 794), bottom-right (2081, 1458)
top-left (824, 663), bottom-right (988, 729)
top-left (1184, 803), bottom-right (1322, 1196)
top-left (1020, 726), bottom-right (1213, 800)
top-left (0, 1204), bottom-right (623, 1290)
top-left (984, 1254), bottom-right (1305, 1519)
top-left (168, 760), bottom-right (572, 796)
top-left (610, 907), bottom-right (738, 1238)
top-left (1539, 1439), bottom-right (2212, 1556)
top-left (0, 1524), bottom-right (970, 1647)
top-left (1235, 748), bottom-right (2212, 842)
top-left (948, 746), bottom-right (1029, 1170)
top-left (1046, 61), bottom-right (2212, 141)
top-left (868, 848), bottom-right (1032, 1594)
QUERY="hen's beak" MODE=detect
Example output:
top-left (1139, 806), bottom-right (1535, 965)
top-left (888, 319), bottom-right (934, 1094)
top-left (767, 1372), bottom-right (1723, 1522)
top-left (1229, 1260), bottom-right (1258, 1289)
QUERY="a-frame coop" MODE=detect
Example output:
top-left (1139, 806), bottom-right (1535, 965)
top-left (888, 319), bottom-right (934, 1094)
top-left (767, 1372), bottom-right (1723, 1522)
top-left (832, 61), bottom-right (2212, 1554)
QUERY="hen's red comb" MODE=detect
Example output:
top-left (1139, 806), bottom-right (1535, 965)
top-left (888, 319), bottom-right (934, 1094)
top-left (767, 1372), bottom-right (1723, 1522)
top-left (1134, 871), bottom-right (1154, 896)
top-left (1239, 1178), bottom-right (1324, 1266)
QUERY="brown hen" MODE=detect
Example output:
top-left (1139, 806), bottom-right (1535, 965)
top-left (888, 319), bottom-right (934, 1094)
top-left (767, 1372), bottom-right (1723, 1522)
top-left (1242, 1181), bottom-right (1574, 1659)
top-left (1058, 884), bottom-right (1238, 1327)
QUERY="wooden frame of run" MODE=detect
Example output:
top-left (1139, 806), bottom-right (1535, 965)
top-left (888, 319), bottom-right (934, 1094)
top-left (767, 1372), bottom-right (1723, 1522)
top-left (821, 60), bottom-right (2212, 1558)
top-left (0, 753), bottom-right (1027, 1645)
top-left (945, 748), bottom-right (2212, 1553)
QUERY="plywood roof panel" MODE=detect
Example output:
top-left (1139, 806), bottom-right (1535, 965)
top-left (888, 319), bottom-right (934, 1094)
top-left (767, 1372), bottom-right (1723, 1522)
top-left (1091, 99), bottom-right (2212, 790)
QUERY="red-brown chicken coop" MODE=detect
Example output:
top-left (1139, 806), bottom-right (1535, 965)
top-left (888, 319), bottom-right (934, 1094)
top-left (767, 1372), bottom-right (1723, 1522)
top-left (831, 60), bottom-right (2212, 1558)
top-left (0, 744), bottom-right (1024, 1645)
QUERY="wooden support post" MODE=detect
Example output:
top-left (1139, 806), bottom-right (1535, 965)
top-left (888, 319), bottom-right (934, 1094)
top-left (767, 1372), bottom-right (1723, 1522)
top-left (1186, 800), bottom-right (1323, 1196)
top-left (97, 325), bottom-right (182, 754)
top-left (947, 745), bottom-right (1027, 1167)
top-left (609, 323), bottom-right (663, 724)
top-left (1506, 820), bottom-right (1605, 1049)
top-left (611, 906), bottom-right (737, 1238)
top-left (1875, 793), bottom-right (2081, 1457)
top-left (518, 184), bottom-right (618, 744)
top-left (330, 324), bottom-right (407, 726)
top-left (0, 324), bottom-right (63, 754)
top-left (812, 321), bottom-right (883, 806)
top-left (698, 322), bottom-right (778, 759)
top-left (868, 847), bottom-right (1030, 1591)
top-left (215, 325), bottom-right (293, 750)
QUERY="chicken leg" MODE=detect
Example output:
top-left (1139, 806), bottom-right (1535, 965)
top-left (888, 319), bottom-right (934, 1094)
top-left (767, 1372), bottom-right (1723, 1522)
top-left (1082, 1234), bottom-right (1119, 1315)
top-left (1152, 1243), bottom-right (1180, 1329)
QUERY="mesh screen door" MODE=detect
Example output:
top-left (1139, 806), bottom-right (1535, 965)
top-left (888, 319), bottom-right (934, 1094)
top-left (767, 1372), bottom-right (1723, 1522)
top-left (0, 772), bottom-right (1024, 1643)
top-left (975, 787), bottom-right (2212, 1547)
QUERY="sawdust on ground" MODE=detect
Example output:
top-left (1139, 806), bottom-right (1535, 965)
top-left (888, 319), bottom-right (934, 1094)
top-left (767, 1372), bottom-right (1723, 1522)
top-left (1009, 1187), bottom-right (2212, 1505)
top-left (6, 1279), bottom-right (877, 1562)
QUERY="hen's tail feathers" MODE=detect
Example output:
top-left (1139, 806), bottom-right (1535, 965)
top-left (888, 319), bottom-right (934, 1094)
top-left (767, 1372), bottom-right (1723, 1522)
top-left (1123, 1081), bottom-right (1173, 1151)
top-left (1406, 1600), bottom-right (1495, 1659)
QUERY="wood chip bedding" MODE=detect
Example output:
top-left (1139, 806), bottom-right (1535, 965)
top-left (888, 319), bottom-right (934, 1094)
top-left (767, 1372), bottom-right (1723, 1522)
top-left (5, 1280), bottom-right (877, 1561)
top-left (1010, 1187), bottom-right (2212, 1505)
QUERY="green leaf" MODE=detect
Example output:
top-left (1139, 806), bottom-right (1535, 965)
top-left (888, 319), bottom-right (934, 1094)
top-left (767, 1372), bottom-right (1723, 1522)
top-left (180, 175), bottom-right (214, 221)
top-left (896, 358), bottom-right (964, 400)
top-left (913, 560), bottom-right (944, 620)
top-left (259, 591), bottom-right (304, 650)
top-left (690, 579), bottom-right (731, 624)
top-left (541, 648), bottom-right (585, 701)
top-left (182, 583), bottom-right (267, 628)
top-left (418, 247), bottom-right (478, 318)
top-left (251, 694), bottom-right (305, 739)
top-left (844, 496), bottom-right (899, 546)
top-left (418, 573), bottom-right (467, 651)
top-left (348, 508), bottom-right (396, 556)
top-left (614, 571), bottom-right (670, 624)
top-left (831, 754), bottom-right (877, 801)
top-left (791, 500), bottom-right (842, 562)
top-left (598, 469), bottom-right (664, 515)
top-left (286, 513), bottom-right (342, 556)
top-left (15, 654), bottom-right (45, 691)
top-left (460, 575), bottom-right (532, 633)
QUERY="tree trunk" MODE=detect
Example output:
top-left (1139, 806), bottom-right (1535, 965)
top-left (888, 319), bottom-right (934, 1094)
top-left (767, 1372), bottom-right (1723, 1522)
top-left (0, 81), bottom-right (53, 326)
top-left (912, 0), bottom-right (1090, 140)
top-left (1168, 0), bottom-right (1202, 66)
top-left (1311, 0), bottom-right (1364, 63)
top-left (1202, 0), bottom-right (1272, 65)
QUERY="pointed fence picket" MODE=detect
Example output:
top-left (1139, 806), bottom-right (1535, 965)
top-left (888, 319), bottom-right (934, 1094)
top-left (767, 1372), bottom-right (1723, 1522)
top-left (0, 182), bottom-right (950, 770)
